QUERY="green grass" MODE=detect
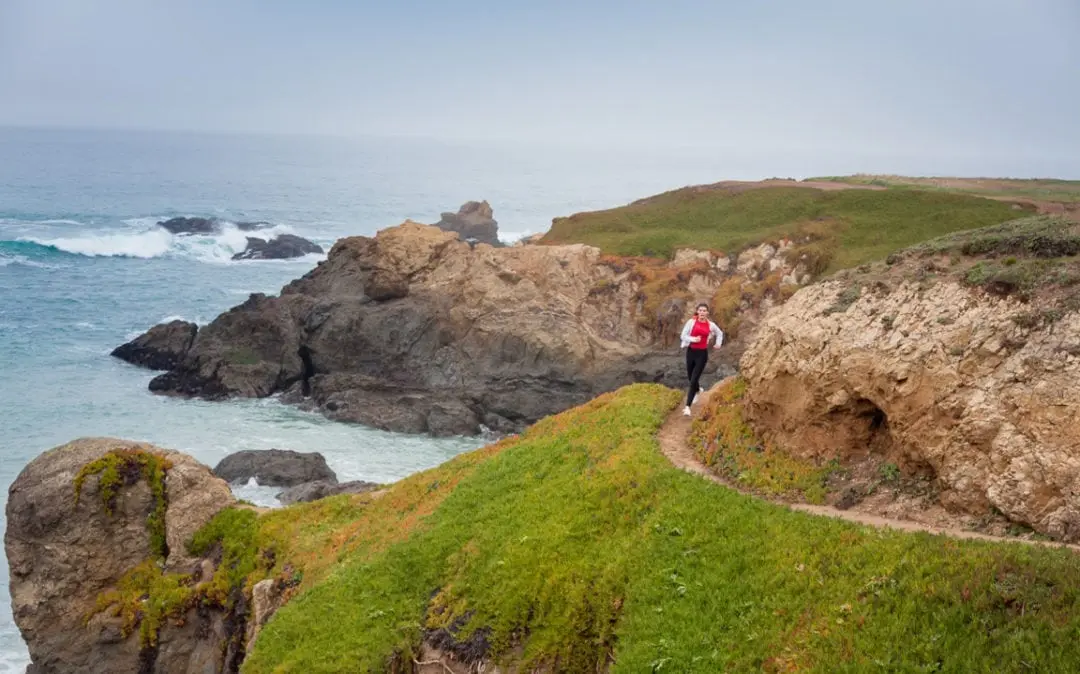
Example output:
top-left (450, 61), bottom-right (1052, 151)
top-left (540, 186), bottom-right (1026, 272)
top-left (190, 384), bottom-right (1080, 673)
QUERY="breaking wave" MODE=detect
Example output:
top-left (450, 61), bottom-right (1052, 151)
top-left (0, 217), bottom-right (328, 264)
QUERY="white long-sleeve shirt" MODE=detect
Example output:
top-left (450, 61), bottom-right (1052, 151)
top-left (680, 318), bottom-right (724, 349)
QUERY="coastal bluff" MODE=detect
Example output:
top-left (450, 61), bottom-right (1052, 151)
top-left (121, 220), bottom-right (810, 436)
top-left (740, 217), bottom-right (1080, 540)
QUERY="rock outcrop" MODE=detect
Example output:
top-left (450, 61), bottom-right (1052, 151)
top-left (231, 234), bottom-right (324, 261)
top-left (140, 221), bottom-right (754, 435)
top-left (213, 449), bottom-right (337, 487)
top-left (111, 320), bottom-right (198, 370)
top-left (5, 437), bottom-right (235, 673)
top-left (431, 201), bottom-right (501, 246)
top-left (741, 277), bottom-right (1080, 541)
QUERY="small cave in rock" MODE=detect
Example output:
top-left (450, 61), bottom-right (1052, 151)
top-left (298, 345), bottom-right (315, 396)
top-left (836, 397), bottom-right (935, 479)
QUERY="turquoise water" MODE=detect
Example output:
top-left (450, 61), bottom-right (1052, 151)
top-left (0, 127), bottom-right (749, 669)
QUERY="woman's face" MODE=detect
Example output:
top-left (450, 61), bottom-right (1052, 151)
top-left (696, 306), bottom-right (709, 320)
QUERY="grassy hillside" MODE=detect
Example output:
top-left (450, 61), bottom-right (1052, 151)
top-left (811, 175), bottom-right (1080, 203)
top-left (153, 384), bottom-right (1080, 673)
top-left (540, 185), bottom-right (1028, 272)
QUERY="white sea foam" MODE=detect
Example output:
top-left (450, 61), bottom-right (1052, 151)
top-left (0, 649), bottom-right (29, 674)
top-left (0, 253), bottom-right (57, 270)
top-left (498, 230), bottom-right (538, 244)
top-left (229, 478), bottom-right (285, 508)
top-left (23, 228), bottom-right (174, 258)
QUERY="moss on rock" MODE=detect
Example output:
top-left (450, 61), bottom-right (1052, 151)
top-left (73, 448), bottom-right (174, 560)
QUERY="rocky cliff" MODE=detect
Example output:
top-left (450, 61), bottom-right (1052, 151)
top-left (740, 216), bottom-right (1080, 540)
top-left (5, 438), bottom-right (236, 673)
top-left (131, 221), bottom-right (811, 436)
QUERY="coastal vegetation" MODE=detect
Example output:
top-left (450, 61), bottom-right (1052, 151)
top-left (541, 184), bottom-right (1028, 270)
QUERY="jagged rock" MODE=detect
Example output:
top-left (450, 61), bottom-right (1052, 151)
top-left (143, 222), bottom-right (751, 436)
top-left (276, 479), bottom-right (381, 505)
top-left (110, 320), bottom-right (198, 371)
top-left (431, 201), bottom-right (501, 246)
top-left (741, 279), bottom-right (1080, 541)
top-left (157, 217), bottom-right (270, 235)
top-left (231, 234), bottom-right (324, 261)
top-left (213, 449), bottom-right (337, 487)
top-left (5, 437), bottom-right (235, 673)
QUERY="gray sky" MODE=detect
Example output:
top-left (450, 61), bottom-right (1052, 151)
top-left (1, 0), bottom-right (1077, 173)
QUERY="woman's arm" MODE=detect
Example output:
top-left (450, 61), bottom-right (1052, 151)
top-left (710, 321), bottom-right (724, 348)
top-left (680, 319), bottom-right (699, 344)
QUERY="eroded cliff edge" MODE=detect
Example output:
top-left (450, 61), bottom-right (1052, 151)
top-left (740, 216), bottom-right (1080, 540)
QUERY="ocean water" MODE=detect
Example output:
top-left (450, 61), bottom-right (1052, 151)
top-left (0, 126), bottom-right (756, 669)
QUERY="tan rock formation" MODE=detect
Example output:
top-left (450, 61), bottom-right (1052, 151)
top-left (741, 279), bottom-right (1080, 540)
top-left (144, 222), bottom-right (803, 435)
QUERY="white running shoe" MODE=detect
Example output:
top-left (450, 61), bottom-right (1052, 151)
top-left (683, 406), bottom-right (691, 417)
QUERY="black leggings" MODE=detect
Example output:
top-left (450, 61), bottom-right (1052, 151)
top-left (685, 348), bottom-right (708, 406)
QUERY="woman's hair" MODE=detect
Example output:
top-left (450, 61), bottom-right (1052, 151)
top-left (695, 303), bottom-right (710, 312)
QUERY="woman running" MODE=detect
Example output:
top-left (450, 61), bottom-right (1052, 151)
top-left (679, 303), bottom-right (724, 416)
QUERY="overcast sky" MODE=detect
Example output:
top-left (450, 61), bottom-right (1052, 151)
top-left (0, 0), bottom-right (1077, 173)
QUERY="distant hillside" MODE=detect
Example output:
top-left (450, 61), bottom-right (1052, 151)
top-left (540, 180), bottom-right (1031, 273)
top-left (810, 174), bottom-right (1080, 205)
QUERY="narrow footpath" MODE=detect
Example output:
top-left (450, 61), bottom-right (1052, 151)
top-left (659, 386), bottom-right (1080, 552)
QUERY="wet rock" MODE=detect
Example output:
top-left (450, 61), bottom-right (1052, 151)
top-left (213, 449), bottom-right (337, 487)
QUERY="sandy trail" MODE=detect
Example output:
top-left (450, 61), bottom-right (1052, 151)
top-left (658, 387), bottom-right (1080, 551)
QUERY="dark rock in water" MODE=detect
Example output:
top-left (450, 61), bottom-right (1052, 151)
top-left (158, 216), bottom-right (220, 235)
top-left (232, 234), bottom-right (324, 261)
top-left (276, 479), bottom-right (380, 505)
top-left (236, 220), bottom-right (272, 231)
top-left (213, 449), bottom-right (337, 487)
top-left (431, 201), bottom-right (501, 247)
top-left (157, 216), bottom-right (273, 235)
top-left (111, 320), bottom-right (198, 370)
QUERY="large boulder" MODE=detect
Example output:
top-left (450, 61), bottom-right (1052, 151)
top-left (5, 437), bottom-right (235, 673)
top-left (431, 201), bottom-right (501, 246)
top-left (142, 221), bottom-right (757, 435)
top-left (741, 278), bottom-right (1080, 541)
top-left (213, 449), bottom-right (337, 487)
top-left (110, 320), bottom-right (198, 370)
top-left (232, 234), bottom-right (324, 261)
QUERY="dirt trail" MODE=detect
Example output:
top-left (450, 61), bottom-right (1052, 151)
top-left (659, 387), bottom-right (1080, 551)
